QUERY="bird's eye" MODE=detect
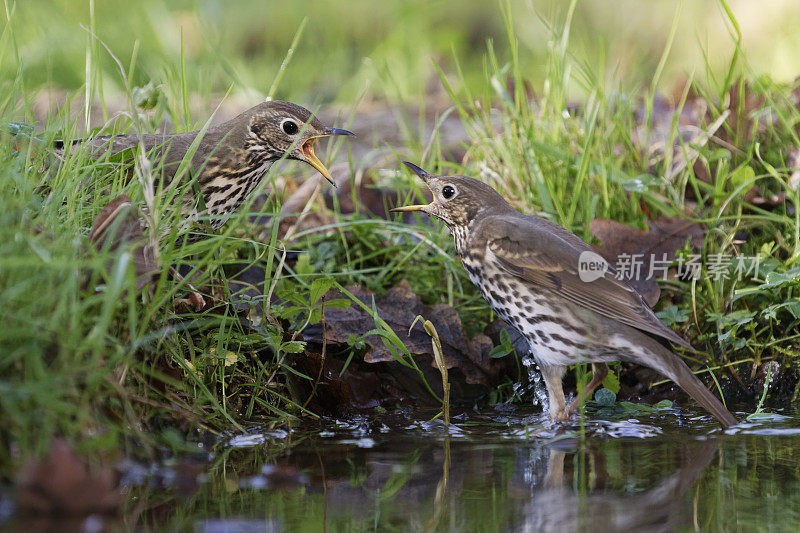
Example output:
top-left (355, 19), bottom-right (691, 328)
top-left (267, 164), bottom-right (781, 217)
top-left (281, 119), bottom-right (299, 135)
top-left (442, 185), bottom-right (456, 200)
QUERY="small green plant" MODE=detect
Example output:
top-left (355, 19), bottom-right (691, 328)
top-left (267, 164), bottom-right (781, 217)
top-left (410, 315), bottom-right (450, 428)
top-left (489, 328), bottom-right (516, 359)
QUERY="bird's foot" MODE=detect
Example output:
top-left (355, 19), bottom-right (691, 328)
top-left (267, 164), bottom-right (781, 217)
top-left (564, 363), bottom-right (609, 418)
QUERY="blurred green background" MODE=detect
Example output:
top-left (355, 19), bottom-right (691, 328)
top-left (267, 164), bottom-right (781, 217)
top-left (4, 0), bottom-right (800, 112)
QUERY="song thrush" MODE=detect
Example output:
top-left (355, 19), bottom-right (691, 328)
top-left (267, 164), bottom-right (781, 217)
top-left (56, 100), bottom-right (353, 229)
top-left (393, 162), bottom-right (737, 428)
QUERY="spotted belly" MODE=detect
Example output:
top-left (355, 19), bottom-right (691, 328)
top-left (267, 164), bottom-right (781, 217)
top-left (189, 162), bottom-right (273, 229)
top-left (462, 260), bottom-right (622, 368)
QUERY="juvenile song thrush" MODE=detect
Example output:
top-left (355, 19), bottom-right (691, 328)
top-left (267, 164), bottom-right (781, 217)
top-left (393, 162), bottom-right (737, 428)
top-left (56, 101), bottom-right (353, 229)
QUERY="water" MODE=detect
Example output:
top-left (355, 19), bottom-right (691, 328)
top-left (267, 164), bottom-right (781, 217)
top-left (517, 353), bottom-right (549, 411)
top-left (8, 407), bottom-right (800, 531)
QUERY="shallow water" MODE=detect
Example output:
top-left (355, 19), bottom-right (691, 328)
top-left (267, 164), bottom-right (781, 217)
top-left (11, 406), bottom-right (800, 532)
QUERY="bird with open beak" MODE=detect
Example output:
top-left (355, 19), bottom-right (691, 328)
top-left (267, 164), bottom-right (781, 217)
top-left (392, 161), bottom-right (737, 428)
top-left (55, 100), bottom-right (354, 230)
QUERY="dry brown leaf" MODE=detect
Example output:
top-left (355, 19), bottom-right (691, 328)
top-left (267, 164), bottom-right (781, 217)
top-left (247, 175), bottom-right (334, 241)
top-left (89, 195), bottom-right (158, 290)
top-left (323, 281), bottom-right (500, 381)
top-left (298, 280), bottom-right (515, 406)
top-left (16, 439), bottom-right (121, 516)
top-left (292, 349), bottom-right (387, 409)
top-left (590, 216), bottom-right (705, 306)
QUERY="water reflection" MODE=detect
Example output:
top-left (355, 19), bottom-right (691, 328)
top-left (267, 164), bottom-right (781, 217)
top-left (117, 413), bottom-right (800, 531)
top-left (518, 439), bottom-right (720, 532)
top-left (9, 410), bottom-right (800, 531)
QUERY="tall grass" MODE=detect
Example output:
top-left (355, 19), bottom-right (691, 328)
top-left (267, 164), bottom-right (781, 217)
top-left (0, 42), bottom-right (321, 467)
top-left (2, 0), bottom-right (800, 472)
top-left (419, 0), bottom-right (800, 397)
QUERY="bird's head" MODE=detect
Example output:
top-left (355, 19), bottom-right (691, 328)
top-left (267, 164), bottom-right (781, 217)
top-left (245, 100), bottom-right (354, 184)
top-left (391, 162), bottom-right (511, 227)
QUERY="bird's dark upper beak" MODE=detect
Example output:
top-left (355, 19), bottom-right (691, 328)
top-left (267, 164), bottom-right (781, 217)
top-left (323, 127), bottom-right (355, 137)
top-left (390, 161), bottom-right (435, 213)
top-left (299, 127), bottom-right (355, 185)
top-left (401, 161), bottom-right (431, 181)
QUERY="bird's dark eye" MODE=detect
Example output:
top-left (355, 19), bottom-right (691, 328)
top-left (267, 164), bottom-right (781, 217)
top-left (281, 119), bottom-right (299, 135)
top-left (442, 185), bottom-right (456, 199)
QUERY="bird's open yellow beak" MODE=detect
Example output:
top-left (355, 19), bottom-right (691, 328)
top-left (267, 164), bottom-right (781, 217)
top-left (390, 161), bottom-right (434, 213)
top-left (390, 204), bottom-right (428, 212)
top-left (300, 127), bottom-right (355, 186)
top-left (301, 137), bottom-right (333, 184)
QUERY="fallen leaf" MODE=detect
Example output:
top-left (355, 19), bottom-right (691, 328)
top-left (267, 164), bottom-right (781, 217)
top-left (590, 216), bottom-right (705, 306)
top-left (299, 280), bottom-right (515, 405)
top-left (745, 187), bottom-right (790, 208)
top-left (88, 195), bottom-right (158, 290)
top-left (16, 439), bottom-right (121, 516)
top-left (286, 348), bottom-right (390, 413)
top-left (169, 266), bottom-right (207, 312)
top-left (330, 281), bottom-right (499, 378)
top-left (276, 175), bottom-right (335, 238)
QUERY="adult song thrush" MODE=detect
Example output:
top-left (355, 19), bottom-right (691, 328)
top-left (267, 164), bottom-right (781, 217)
top-left (393, 162), bottom-right (737, 428)
top-left (56, 101), bottom-right (353, 229)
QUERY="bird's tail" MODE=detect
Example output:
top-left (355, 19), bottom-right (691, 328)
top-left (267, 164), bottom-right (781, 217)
top-left (663, 355), bottom-right (738, 428)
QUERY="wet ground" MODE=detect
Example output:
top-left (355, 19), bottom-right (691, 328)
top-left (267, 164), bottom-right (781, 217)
top-left (8, 405), bottom-right (799, 532)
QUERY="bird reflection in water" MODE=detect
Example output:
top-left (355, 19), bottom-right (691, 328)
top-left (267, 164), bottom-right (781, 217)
top-left (513, 437), bottom-right (722, 532)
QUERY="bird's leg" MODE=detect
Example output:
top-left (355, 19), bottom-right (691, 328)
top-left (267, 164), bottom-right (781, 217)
top-left (565, 363), bottom-right (609, 417)
top-left (543, 449), bottom-right (566, 488)
top-left (539, 364), bottom-right (567, 421)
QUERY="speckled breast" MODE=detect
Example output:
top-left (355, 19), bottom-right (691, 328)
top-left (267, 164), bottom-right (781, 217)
top-left (459, 250), bottom-right (599, 368)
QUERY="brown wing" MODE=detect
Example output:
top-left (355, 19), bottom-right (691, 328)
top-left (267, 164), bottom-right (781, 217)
top-left (54, 112), bottom-right (245, 178)
top-left (54, 132), bottom-right (205, 182)
top-left (56, 133), bottom-right (176, 156)
top-left (476, 214), bottom-right (693, 351)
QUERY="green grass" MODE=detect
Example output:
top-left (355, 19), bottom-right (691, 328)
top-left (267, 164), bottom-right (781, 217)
top-left (2, 0), bottom-right (800, 472)
top-left (425, 1), bottom-right (800, 397)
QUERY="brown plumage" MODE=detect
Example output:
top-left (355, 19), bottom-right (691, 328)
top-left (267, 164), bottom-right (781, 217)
top-left (393, 162), bottom-right (737, 428)
top-left (56, 100), bottom-right (353, 229)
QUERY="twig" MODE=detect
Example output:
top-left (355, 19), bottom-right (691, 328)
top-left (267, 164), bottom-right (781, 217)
top-left (169, 266), bottom-right (206, 312)
top-left (410, 315), bottom-right (450, 428)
